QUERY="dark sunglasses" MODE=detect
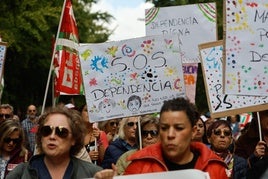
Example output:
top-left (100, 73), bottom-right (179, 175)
top-left (127, 122), bottom-right (138, 127)
top-left (0, 114), bottom-right (11, 118)
top-left (109, 121), bottom-right (119, 126)
top-left (4, 137), bottom-right (21, 144)
top-left (141, 130), bottom-right (158, 138)
top-left (213, 129), bottom-right (232, 137)
top-left (28, 110), bottom-right (36, 112)
top-left (40, 126), bottom-right (70, 138)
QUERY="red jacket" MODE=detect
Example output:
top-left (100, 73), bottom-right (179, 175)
top-left (124, 142), bottom-right (228, 179)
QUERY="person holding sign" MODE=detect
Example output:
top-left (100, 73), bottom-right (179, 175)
top-left (124, 97), bottom-right (227, 178)
top-left (116, 114), bottom-right (160, 175)
top-left (80, 104), bottom-right (108, 166)
top-left (234, 110), bottom-right (268, 179)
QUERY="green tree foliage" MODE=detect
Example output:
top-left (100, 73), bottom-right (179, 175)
top-left (0, 0), bottom-right (113, 117)
top-left (146, 0), bottom-right (224, 113)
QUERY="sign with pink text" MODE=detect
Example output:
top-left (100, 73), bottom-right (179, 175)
top-left (145, 3), bottom-right (217, 63)
top-left (224, 0), bottom-right (268, 96)
top-left (183, 63), bottom-right (198, 103)
top-left (78, 35), bottom-right (185, 122)
top-left (199, 40), bottom-right (268, 118)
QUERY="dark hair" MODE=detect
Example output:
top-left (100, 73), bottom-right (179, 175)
top-left (195, 117), bottom-right (209, 144)
top-left (160, 97), bottom-right (197, 127)
top-left (226, 114), bottom-right (240, 123)
top-left (36, 106), bottom-right (86, 156)
top-left (244, 110), bottom-right (268, 137)
top-left (207, 120), bottom-right (232, 137)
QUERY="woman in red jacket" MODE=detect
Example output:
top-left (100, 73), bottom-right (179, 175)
top-left (124, 97), bottom-right (228, 179)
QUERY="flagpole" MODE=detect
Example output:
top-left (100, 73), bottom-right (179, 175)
top-left (41, 0), bottom-right (68, 114)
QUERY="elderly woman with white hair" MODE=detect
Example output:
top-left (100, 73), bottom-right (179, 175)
top-left (101, 116), bottom-right (139, 169)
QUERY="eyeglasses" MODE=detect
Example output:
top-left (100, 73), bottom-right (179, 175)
top-left (109, 121), bottom-right (119, 126)
top-left (4, 137), bottom-right (21, 144)
top-left (213, 129), bottom-right (232, 137)
top-left (0, 114), bottom-right (11, 119)
top-left (28, 110), bottom-right (36, 112)
top-left (141, 130), bottom-right (158, 138)
top-left (127, 122), bottom-right (138, 127)
top-left (40, 126), bottom-right (70, 138)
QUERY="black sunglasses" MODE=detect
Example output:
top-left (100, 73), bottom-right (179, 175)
top-left (4, 137), bottom-right (21, 144)
top-left (40, 126), bottom-right (70, 138)
top-left (0, 114), bottom-right (11, 119)
top-left (109, 121), bottom-right (119, 126)
top-left (213, 129), bottom-right (232, 137)
top-left (127, 122), bottom-right (138, 127)
top-left (141, 130), bottom-right (158, 138)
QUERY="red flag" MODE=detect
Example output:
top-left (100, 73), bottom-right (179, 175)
top-left (53, 0), bottom-right (82, 96)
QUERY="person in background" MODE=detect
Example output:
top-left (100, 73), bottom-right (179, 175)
top-left (192, 114), bottom-right (209, 145)
top-left (6, 106), bottom-right (103, 179)
top-left (21, 104), bottom-right (39, 153)
top-left (234, 110), bottom-right (268, 178)
top-left (0, 119), bottom-right (31, 178)
top-left (124, 97), bottom-right (227, 179)
top-left (204, 111), bottom-right (217, 130)
top-left (98, 118), bottom-right (120, 144)
top-left (102, 116), bottom-right (138, 169)
top-left (116, 114), bottom-right (160, 175)
top-left (207, 120), bottom-right (247, 179)
top-left (226, 114), bottom-right (240, 139)
top-left (0, 104), bottom-right (19, 123)
top-left (80, 104), bottom-right (109, 166)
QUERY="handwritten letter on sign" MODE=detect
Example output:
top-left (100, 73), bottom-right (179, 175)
top-left (224, 1), bottom-right (268, 96)
top-left (145, 3), bottom-right (217, 63)
top-left (78, 35), bottom-right (185, 122)
top-left (199, 41), bottom-right (268, 118)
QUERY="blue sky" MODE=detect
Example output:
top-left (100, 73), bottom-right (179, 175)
top-left (92, 0), bottom-right (153, 41)
top-left (108, 0), bottom-right (145, 8)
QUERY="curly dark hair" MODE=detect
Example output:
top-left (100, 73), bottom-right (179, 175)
top-left (36, 106), bottom-right (86, 156)
top-left (160, 97), bottom-right (197, 127)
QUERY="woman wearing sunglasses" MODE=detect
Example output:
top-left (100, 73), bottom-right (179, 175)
top-left (101, 116), bottom-right (139, 169)
top-left (6, 107), bottom-right (103, 179)
top-left (0, 119), bottom-right (31, 178)
top-left (116, 114), bottom-right (160, 175)
top-left (207, 120), bottom-right (247, 179)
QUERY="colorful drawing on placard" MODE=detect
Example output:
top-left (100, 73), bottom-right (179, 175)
top-left (199, 40), bottom-right (268, 118)
top-left (79, 35), bottom-right (186, 122)
top-left (224, 0), bottom-right (268, 96)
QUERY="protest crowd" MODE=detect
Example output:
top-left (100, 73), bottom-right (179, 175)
top-left (1, 1), bottom-right (268, 179)
top-left (0, 100), bottom-right (267, 179)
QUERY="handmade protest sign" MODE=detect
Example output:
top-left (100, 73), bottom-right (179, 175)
top-left (111, 169), bottom-right (210, 179)
top-left (145, 3), bottom-right (216, 103)
top-left (0, 42), bottom-right (7, 82)
top-left (199, 40), bottom-right (268, 118)
top-left (145, 3), bottom-right (217, 63)
top-left (78, 35), bottom-right (185, 122)
top-left (224, 1), bottom-right (268, 96)
top-left (183, 63), bottom-right (198, 103)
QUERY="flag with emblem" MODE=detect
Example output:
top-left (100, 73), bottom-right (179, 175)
top-left (53, 0), bottom-right (82, 97)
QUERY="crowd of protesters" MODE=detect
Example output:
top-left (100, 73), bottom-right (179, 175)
top-left (0, 99), bottom-right (267, 179)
